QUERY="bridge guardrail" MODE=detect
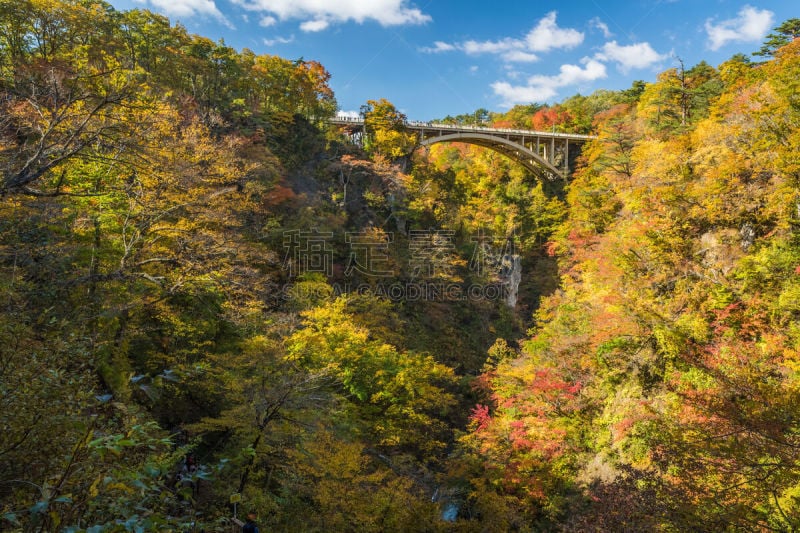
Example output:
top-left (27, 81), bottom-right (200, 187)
top-left (329, 116), bottom-right (595, 140)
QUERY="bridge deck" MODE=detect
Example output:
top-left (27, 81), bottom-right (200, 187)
top-left (328, 117), bottom-right (595, 142)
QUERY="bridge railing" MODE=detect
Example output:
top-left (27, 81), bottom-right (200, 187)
top-left (329, 116), bottom-right (595, 140)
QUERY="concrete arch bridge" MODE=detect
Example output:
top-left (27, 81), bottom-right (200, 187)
top-left (329, 117), bottom-right (596, 179)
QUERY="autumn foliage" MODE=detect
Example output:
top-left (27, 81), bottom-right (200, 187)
top-left (456, 36), bottom-right (800, 531)
top-left (3, 2), bottom-right (800, 530)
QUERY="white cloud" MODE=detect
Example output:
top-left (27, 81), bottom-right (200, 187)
top-left (492, 81), bottom-right (559, 104)
top-left (419, 41), bottom-right (457, 53)
top-left (525, 11), bottom-right (584, 52)
top-left (430, 36), bottom-right (540, 63)
top-left (299, 19), bottom-right (329, 32)
top-left (596, 41), bottom-right (666, 72)
top-left (529, 59), bottom-right (607, 86)
top-left (502, 50), bottom-right (539, 63)
top-left (419, 11), bottom-right (580, 63)
top-left (462, 38), bottom-right (521, 55)
top-left (232, 0), bottom-right (430, 31)
top-left (263, 35), bottom-right (294, 46)
top-left (259, 15), bottom-right (276, 27)
top-left (503, 66), bottom-right (523, 80)
top-left (705, 5), bottom-right (773, 51)
top-left (469, 65), bottom-right (479, 73)
top-left (146, 0), bottom-right (232, 27)
top-left (492, 58), bottom-right (607, 106)
top-left (589, 17), bottom-right (613, 38)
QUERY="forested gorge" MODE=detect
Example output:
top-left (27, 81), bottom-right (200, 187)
top-left (2, 1), bottom-right (800, 531)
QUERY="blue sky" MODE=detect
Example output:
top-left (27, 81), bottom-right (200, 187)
top-left (105, 0), bottom-right (796, 120)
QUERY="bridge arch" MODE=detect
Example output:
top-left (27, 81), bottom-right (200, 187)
top-left (419, 132), bottom-right (563, 178)
top-left (328, 117), bottom-right (594, 179)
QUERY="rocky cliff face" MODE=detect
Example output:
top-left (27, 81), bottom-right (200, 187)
top-left (503, 254), bottom-right (522, 308)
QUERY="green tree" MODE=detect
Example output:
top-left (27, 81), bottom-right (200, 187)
top-left (360, 98), bottom-right (416, 160)
top-left (754, 18), bottom-right (800, 57)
